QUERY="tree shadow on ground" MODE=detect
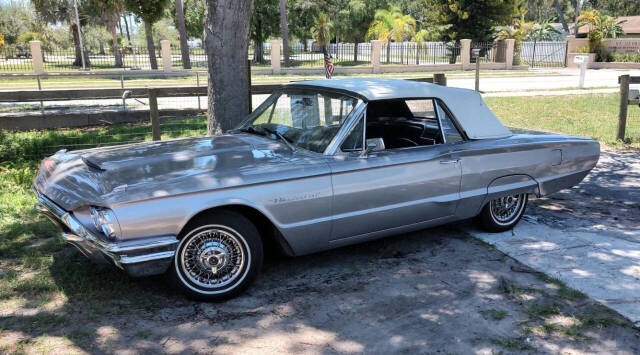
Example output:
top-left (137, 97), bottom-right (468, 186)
top-left (529, 150), bottom-right (640, 240)
top-left (1, 224), bottom-right (638, 354)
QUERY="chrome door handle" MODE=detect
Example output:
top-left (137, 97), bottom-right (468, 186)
top-left (439, 158), bottom-right (459, 164)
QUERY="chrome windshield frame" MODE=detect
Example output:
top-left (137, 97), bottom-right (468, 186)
top-left (323, 100), bottom-right (368, 156)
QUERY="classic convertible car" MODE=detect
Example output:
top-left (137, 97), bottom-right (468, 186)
top-left (34, 78), bottom-right (600, 300)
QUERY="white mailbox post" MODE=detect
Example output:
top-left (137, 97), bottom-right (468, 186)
top-left (573, 55), bottom-right (588, 89)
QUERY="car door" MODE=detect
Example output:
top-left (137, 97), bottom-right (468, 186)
top-left (327, 99), bottom-right (462, 242)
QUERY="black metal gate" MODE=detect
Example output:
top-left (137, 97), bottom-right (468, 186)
top-left (518, 41), bottom-right (567, 68)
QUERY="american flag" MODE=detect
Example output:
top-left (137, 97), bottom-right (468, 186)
top-left (324, 52), bottom-right (335, 79)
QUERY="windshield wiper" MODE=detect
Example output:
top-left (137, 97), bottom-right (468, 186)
top-left (235, 126), bottom-right (266, 136)
top-left (262, 127), bottom-right (296, 152)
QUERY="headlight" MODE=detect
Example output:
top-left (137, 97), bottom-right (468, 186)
top-left (89, 206), bottom-right (120, 239)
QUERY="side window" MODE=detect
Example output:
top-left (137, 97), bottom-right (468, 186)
top-left (436, 101), bottom-right (464, 143)
top-left (404, 99), bottom-right (437, 119)
top-left (341, 116), bottom-right (364, 151)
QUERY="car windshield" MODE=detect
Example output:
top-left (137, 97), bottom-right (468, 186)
top-left (238, 89), bottom-right (361, 153)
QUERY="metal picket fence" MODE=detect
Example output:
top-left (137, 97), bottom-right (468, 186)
top-left (472, 41), bottom-right (507, 63)
top-left (518, 41), bottom-right (566, 68)
top-left (0, 47), bottom-right (34, 72)
top-left (381, 42), bottom-right (461, 65)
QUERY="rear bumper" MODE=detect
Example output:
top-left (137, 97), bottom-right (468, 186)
top-left (35, 191), bottom-right (177, 277)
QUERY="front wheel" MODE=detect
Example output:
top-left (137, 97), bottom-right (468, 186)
top-left (169, 211), bottom-right (263, 301)
top-left (478, 193), bottom-right (528, 232)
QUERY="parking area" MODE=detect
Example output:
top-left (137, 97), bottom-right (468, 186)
top-left (2, 150), bottom-right (640, 354)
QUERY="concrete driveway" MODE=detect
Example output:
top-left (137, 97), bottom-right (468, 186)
top-left (470, 149), bottom-right (640, 325)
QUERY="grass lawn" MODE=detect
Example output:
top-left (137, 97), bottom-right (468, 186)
top-left (486, 93), bottom-right (640, 148)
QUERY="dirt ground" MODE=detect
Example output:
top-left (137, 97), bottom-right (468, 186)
top-left (2, 151), bottom-right (640, 354)
top-left (1, 226), bottom-right (639, 354)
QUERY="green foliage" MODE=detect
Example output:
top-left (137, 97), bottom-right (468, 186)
top-left (413, 25), bottom-right (451, 42)
top-left (607, 52), bottom-right (640, 63)
top-left (133, 18), bottom-right (179, 47)
top-left (0, 1), bottom-right (34, 45)
top-left (311, 13), bottom-right (333, 49)
top-left (335, 0), bottom-right (388, 43)
top-left (125, 0), bottom-right (170, 25)
top-left (250, 0), bottom-right (279, 49)
top-left (366, 6), bottom-right (416, 43)
top-left (577, 10), bottom-right (624, 54)
top-left (584, 0), bottom-right (640, 17)
top-left (170, 0), bottom-right (206, 38)
top-left (527, 18), bottom-right (562, 40)
top-left (427, 0), bottom-right (523, 42)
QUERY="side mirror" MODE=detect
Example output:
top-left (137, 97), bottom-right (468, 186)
top-left (361, 138), bottom-right (385, 157)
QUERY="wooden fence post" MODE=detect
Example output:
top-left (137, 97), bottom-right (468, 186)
top-left (148, 88), bottom-right (161, 141)
top-left (617, 75), bottom-right (629, 141)
top-left (434, 73), bottom-right (447, 86)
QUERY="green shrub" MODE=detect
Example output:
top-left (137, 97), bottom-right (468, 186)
top-left (609, 52), bottom-right (640, 63)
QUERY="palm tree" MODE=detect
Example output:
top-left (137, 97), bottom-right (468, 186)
top-left (495, 15), bottom-right (535, 65)
top-left (366, 7), bottom-right (415, 64)
top-left (577, 10), bottom-right (624, 54)
top-left (311, 13), bottom-right (332, 58)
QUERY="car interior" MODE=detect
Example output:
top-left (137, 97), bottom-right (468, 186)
top-left (342, 98), bottom-right (460, 152)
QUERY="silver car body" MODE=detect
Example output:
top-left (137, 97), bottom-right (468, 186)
top-left (34, 79), bottom-right (600, 277)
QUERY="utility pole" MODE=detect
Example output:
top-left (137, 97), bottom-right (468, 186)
top-left (73, 0), bottom-right (86, 70)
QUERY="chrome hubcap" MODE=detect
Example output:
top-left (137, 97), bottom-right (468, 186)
top-left (490, 193), bottom-right (525, 225)
top-left (180, 228), bottom-right (245, 289)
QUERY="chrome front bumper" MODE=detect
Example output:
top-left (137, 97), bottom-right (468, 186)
top-left (35, 192), bottom-right (178, 277)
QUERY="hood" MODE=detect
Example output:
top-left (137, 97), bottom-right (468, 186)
top-left (34, 134), bottom-right (329, 210)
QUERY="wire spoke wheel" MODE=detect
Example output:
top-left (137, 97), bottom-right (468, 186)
top-left (489, 193), bottom-right (526, 226)
top-left (176, 224), bottom-right (252, 295)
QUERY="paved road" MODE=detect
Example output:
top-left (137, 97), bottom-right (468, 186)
top-left (469, 150), bottom-right (640, 325)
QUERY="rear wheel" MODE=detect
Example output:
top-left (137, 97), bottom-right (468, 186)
top-left (478, 193), bottom-right (528, 232)
top-left (169, 211), bottom-right (263, 301)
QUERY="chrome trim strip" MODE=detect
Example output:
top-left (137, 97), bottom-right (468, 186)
top-left (119, 251), bottom-right (176, 265)
top-left (106, 237), bottom-right (178, 253)
top-left (324, 100), bottom-right (367, 156)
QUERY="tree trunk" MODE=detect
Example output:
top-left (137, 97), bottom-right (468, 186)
top-left (279, 0), bottom-right (290, 67)
top-left (99, 41), bottom-right (105, 55)
top-left (109, 24), bottom-right (123, 67)
top-left (144, 21), bottom-right (158, 70)
top-left (71, 23), bottom-right (90, 67)
top-left (353, 40), bottom-right (358, 62)
top-left (572, 0), bottom-right (580, 36)
top-left (553, 0), bottom-right (569, 33)
top-left (123, 15), bottom-right (132, 42)
top-left (254, 41), bottom-right (264, 63)
top-left (253, 22), bottom-right (264, 63)
top-left (205, 0), bottom-right (252, 135)
top-left (118, 18), bottom-right (123, 36)
top-left (175, 0), bottom-right (192, 69)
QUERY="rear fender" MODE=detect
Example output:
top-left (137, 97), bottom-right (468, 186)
top-left (479, 174), bottom-right (540, 211)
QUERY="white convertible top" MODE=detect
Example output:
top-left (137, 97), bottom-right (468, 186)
top-left (289, 78), bottom-right (512, 140)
